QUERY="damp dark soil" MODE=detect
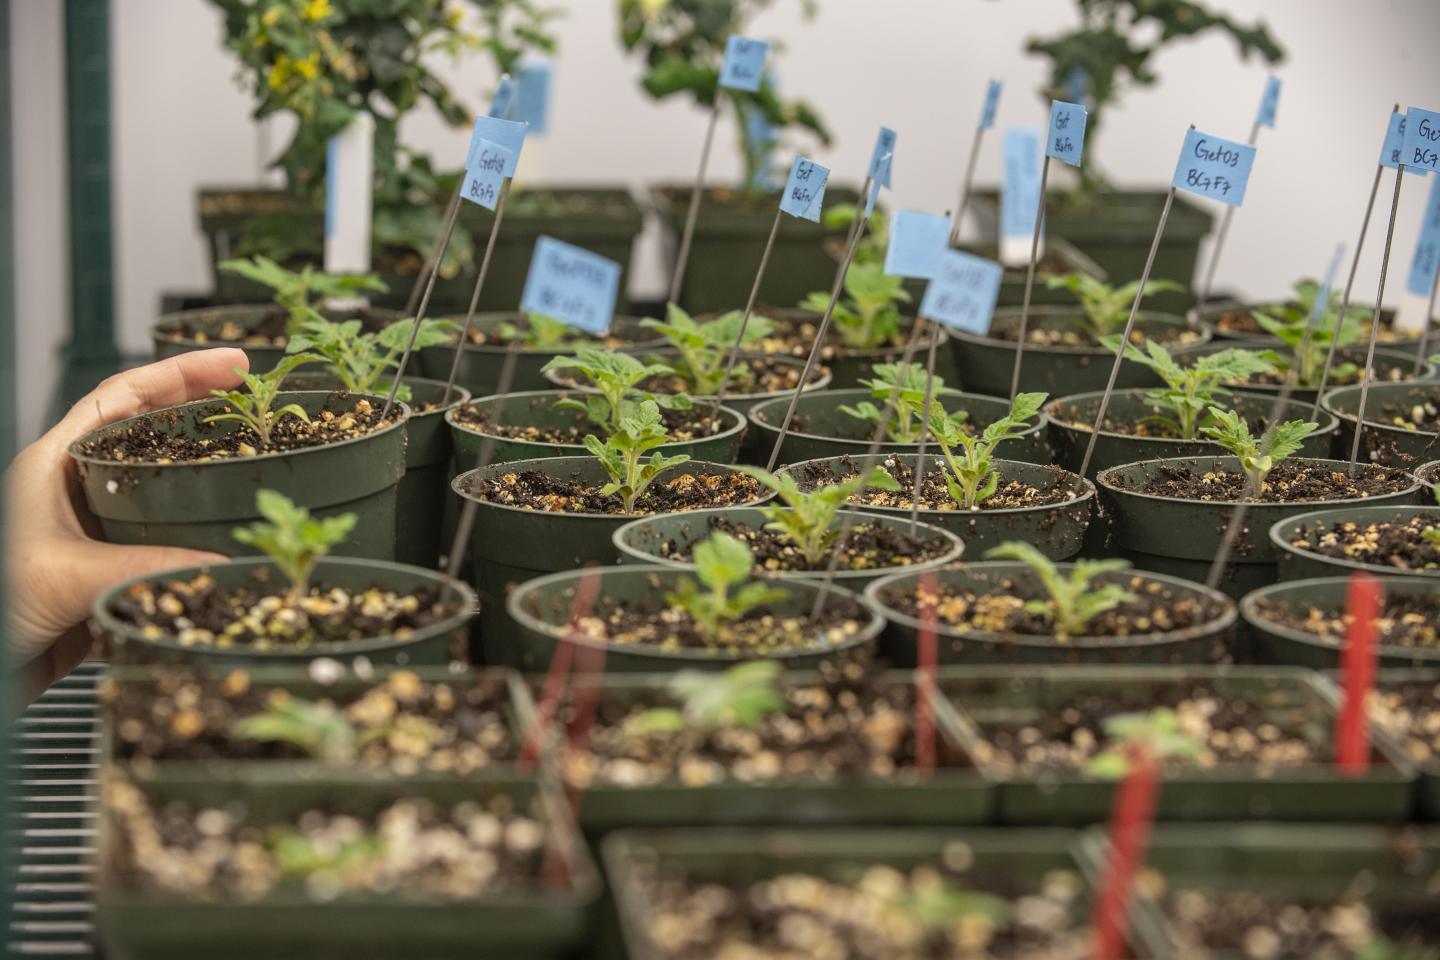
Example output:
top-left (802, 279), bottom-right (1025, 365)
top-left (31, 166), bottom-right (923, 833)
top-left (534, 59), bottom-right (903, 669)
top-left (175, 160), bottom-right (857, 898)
top-left (985, 315), bottom-right (1202, 350)
top-left (628, 852), bottom-right (1093, 960)
top-left (1230, 363), bottom-right (1406, 389)
top-left (794, 456), bottom-right (1083, 512)
top-left (654, 515), bottom-right (953, 573)
top-left (967, 682), bottom-right (1329, 777)
top-left (73, 395), bottom-right (394, 464)
top-left (1354, 388), bottom-right (1440, 432)
top-left (1284, 514), bottom-right (1440, 572)
top-left (159, 307), bottom-right (392, 348)
top-left (1113, 460), bottom-right (1413, 504)
top-left (106, 571), bottom-right (462, 650)
top-left (467, 468), bottom-right (763, 516)
top-left (452, 402), bottom-right (725, 445)
top-left (103, 776), bottom-right (548, 901)
top-left (1048, 401), bottom-right (1279, 441)
top-left (1210, 303), bottom-right (1435, 342)
top-left (101, 669), bottom-right (516, 773)
top-left (552, 353), bottom-right (823, 397)
top-left (556, 662), bottom-right (968, 789)
top-left (452, 316), bottom-right (640, 350)
top-left (748, 311), bottom-right (929, 362)
top-left (1369, 678), bottom-right (1440, 769)
top-left (1250, 593), bottom-right (1440, 651)
top-left (880, 574), bottom-right (1225, 640)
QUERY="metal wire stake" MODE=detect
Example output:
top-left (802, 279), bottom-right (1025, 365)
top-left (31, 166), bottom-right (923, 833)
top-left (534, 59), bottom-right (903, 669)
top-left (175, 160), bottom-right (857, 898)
top-left (908, 321), bottom-right (943, 534)
top-left (444, 341), bottom-right (522, 580)
top-left (668, 101), bottom-right (723, 306)
top-left (443, 179), bottom-right (513, 404)
top-left (1348, 165), bottom-right (1408, 472)
top-left (1008, 155), bottom-right (1052, 402)
top-left (1195, 117), bottom-right (1263, 314)
top-left (406, 183), bottom-right (464, 318)
top-left (709, 206), bottom-right (783, 419)
top-left (382, 192), bottom-right (463, 420)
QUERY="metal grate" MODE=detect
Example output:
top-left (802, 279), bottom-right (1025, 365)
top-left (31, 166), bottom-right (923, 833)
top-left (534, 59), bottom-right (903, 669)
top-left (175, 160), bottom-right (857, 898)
top-left (6, 663), bottom-right (101, 958)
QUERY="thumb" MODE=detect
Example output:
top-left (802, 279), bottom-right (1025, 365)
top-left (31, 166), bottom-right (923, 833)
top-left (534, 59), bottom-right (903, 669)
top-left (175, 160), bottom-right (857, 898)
top-left (60, 541), bottom-right (228, 624)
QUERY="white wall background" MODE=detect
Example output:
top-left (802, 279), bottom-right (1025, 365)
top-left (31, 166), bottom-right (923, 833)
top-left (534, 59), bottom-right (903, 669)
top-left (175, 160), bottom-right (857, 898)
top-left (11, 0), bottom-right (1440, 443)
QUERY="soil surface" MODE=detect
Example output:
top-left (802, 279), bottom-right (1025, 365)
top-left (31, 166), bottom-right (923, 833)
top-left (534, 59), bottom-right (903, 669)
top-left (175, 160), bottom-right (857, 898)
top-left (879, 573), bottom-right (1225, 640)
top-left (1284, 514), bottom-right (1440, 572)
top-left (74, 395), bottom-right (394, 464)
top-left (551, 354), bottom-right (823, 397)
top-left (652, 515), bottom-right (953, 573)
top-left (452, 402), bottom-right (726, 445)
top-left (1368, 678), bottom-right (1440, 769)
top-left (1049, 401), bottom-right (1280, 441)
top-left (106, 570), bottom-right (462, 651)
top-left (1110, 460), bottom-right (1413, 504)
top-left (451, 316), bottom-right (642, 350)
top-left (102, 670), bottom-right (516, 774)
top-left (748, 310), bottom-right (922, 362)
top-left (794, 456), bottom-right (1084, 512)
top-left (466, 468), bottom-right (763, 516)
top-left (159, 307), bottom-right (391, 348)
top-left (1235, 363), bottom-right (1406, 389)
top-left (1250, 593), bottom-right (1440, 652)
top-left (630, 852), bottom-right (1093, 960)
top-left (1356, 387), bottom-right (1440, 432)
top-left (985, 314), bottom-right (1201, 350)
top-left (104, 776), bottom-right (548, 901)
top-left (1210, 304), bottom-right (1434, 342)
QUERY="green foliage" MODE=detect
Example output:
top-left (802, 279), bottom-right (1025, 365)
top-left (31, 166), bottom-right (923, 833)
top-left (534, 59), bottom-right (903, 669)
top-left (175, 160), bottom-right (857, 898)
top-left (231, 489), bottom-right (357, 598)
top-left (219, 256), bottom-right (387, 337)
top-left (269, 825), bottom-right (385, 876)
top-left (625, 661), bottom-right (786, 738)
top-left (839, 362), bottom-right (967, 444)
top-left (498, 312), bottom-right (580, 349)
top-left (233, 695), bottom-right (357, 762)
top-left (928, 392), bottom-right (1046, 510)
top-left (287, 311), bottom-right (457, 402)
top-left (641, 304), bottom-right (775, 396)
top-left (738, 465), bottom-right (900, 567)
top-left (1102, 337), bottom-right (1274, 440)
top-left (819, 203), bottom-right (889, 265)
top-left (1422, 526), bottom-right (1440, 548)
top-left (984, 541), bottom-right (1136, 637)
top-left (583, 400), bottom-right (691, 513)
top-left (665, 531), bottom-right (788, 640)
top-left (1252, 280), bottom-right (1370, 387)
top-left (474, 0), bottom-right (563, 77)
top-left (1353, 938), bottom-right (1440, 960)
top-left (800, 261), bottom-right (912, 350)
top-left (1045, 273), bottom-right (1185, 341)
top-left (1085, 708), bottom-right (1204, 778)
top-left (885, 877), bottom-right (1013, 933)
top-left (543, 347), bottom-right (691, 437)
top-left (1200, 407), bottom-right (1317, 492)
top-left (204, 352), bottom-right (325, 449)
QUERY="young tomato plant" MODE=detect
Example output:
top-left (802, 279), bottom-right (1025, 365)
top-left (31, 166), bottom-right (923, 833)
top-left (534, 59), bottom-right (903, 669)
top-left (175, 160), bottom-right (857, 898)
top-left (929, 392), bottom-right (1046, 510)
top-left (624, 661), bottom-right (785, 737)
top-left (543, 347), bottom-right (692, 437)
top-left (665, 531), bottom-right (788, 640)
top-left (220, 256), bottom-right (387, 337)
top-left (799, 260), bottom-right (912, 349)
top-left (641, 304), bottom-right (776, 396)
top-left (288, 311), bottom-right (457, 403)
top-left (738, 465), bottom-right (901, 567)
top-left (1252, 281), bottom-right (1369, 386)
top-left (234, 687), bottom-right (439, 763)
top-left (497, 312), bottom-right (578, 349)
top-left (231, 490), bottom-right (356, 602)
top-left (1044, 273), bottom-right (1185, 341)
top-left (1085, 707), bottom-right (1204, 778)
top-left (984, 540), bottom-right (1137, 638)
top-left (584, 400), bottom-right (691, 513)
top-left (1201, 407), bottom-right (1317, 492)
top-left (839, 362), bottom-right (968, 443)
top-left (1100, 337), bottom-right (1275, 440)
top-left (205, 352), bottom-right (324, 449)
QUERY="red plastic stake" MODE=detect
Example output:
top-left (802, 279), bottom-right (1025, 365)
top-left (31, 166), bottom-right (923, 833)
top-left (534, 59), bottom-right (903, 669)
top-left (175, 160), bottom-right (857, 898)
top-left (1336, 571), bottom-right (1382, 774)
top-left (1091, 746), bottom-right (1160, 960)
top-left (518, 566), bottom-right (603, 769)
top-left (915, 571), bottom-right (939, 777)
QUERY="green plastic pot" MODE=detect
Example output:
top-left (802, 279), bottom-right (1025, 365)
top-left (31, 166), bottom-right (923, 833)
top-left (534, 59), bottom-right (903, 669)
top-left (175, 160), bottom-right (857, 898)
top-left (515, 669), bottom-right (991, 831)
top-left (413, 313), bottom-right (666, 397)
top-left (780, 454), bottom-right (1095, 561)
top-left (69, 392), bottom-right (410, 559)
top-left (505, 564), bottom-right (882, 673)
top-left (1322, 380), bottom-right (1440, 469)
top-left (1417, 459), bottom-right (1440, 486)
top-left (901, 236), bottom-right (1109, 309)
top-left (92, 557), bottom-right (476, 667)
top-left (1171, 342), bottom-right (1433, 407)
top-left (651, 184), bottom-right (861, 314)
top-left (452, 457), bottom-right (771, 661)
top-left (1242, 575), bottom-right (1440, 669)
top-left (947, 307), bottom-right (1204, 398)
top-left (1366, 671), bottom-right (1440, 819)
top-left (448, 390), bottom-right (746, 469)
top-left (1097, 456), bottom-right (1422, 598)
top-left (1270, 504), bottom-right (1440, 581)
top-left (151, 304), bottom-right (403, 373)
top-left (611, 507), bottom-right (964, 592)
top-left (746, 388), bottom-right (1051, 467)
top-left (742, 308), bottom-right (960, 389)
top-left (1046, 389), bottom-right (1340, 478)
top-left (604, 827), bottom-right (1100, 960)
top-left (96, 773), bottom-right (598, 960)
top-left (866, 562), bottom-right (1236, 667)
top-left (935, 665), bottom-right (1415, 824)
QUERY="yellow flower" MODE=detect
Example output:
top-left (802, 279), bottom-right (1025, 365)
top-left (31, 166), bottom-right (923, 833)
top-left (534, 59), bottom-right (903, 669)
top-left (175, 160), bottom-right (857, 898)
top-left (303, 0), bottom-right (333, 21)
top-left (447, 6), bottom-right (463, 27)
top-left (294, 51), bottom-right (321, 80)
top-left (261, 6), bottom-right (282, 26)
top-left (268, 55), bottom-right (294, 90)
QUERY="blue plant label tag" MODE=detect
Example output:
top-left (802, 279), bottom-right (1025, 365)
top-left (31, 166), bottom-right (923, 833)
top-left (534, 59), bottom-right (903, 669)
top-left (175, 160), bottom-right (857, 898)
top-left (864, 153), bottom-right (890, 219)
top-left (921, 250), bottom-right (1004, 335)
top-left (514, 60), bottom-right (551, 134)
top-left (718, 35), bottom-right (769, 92)
top-left (460, 139), bottom-right (512, 211)
top-left (1002, 128), bottom-right (1043, 241)
top-left (1256, 75), bottom-right (1281, 129)
top-left (519, 237), bottom-right (621, 335)
top-left (1066, 67), bottom-right (1090, 109)
top-left (1401, 106), bottom-right (1440, 175)
top-left (1172, 129), bottom-right (1256, 206)
top-left (1046, 100), bottom-right (1087, 167)
top-left (980, 80), bottom-right (1002, 130)
top-left (467, 116), bottom-right (527, 178)
top-left (488, 75), bottom-right (516, 119)
top-left (884, 211), bottom-right (950, 280)
top-left (1407, 173), bottom-right (1440, 297)
top-left (780, 156), bottom-right (828, 222)
top-left (869, 127), bottom-right (897, 188)
top-left (1308, 244), bottom-right (1346, 326)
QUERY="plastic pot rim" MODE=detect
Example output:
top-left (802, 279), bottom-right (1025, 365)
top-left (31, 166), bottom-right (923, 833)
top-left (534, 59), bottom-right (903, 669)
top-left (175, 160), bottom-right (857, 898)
top-left (1096, 456), bottom-right (1422, 509)
top-left (149, 304), bottom-right (404, 353)
top-left (543, 350), bottom-right (835, 405)
top-left (1239, 574), bottom-right (1440, 665)
top-left (445, 389), bottom-right (747, 451)
top-left (1268, 504), bottom-right (1440, 579)
top-left (433, 312), bottom-right (668, 360)
top-left (1045, 389), bottom-right (1340, 444)
top-left (747, 388), bottom-right (1048, 449)
top-left (945, 307), bottom-right (1199, 358)
top-left (1321, 380), bottom-right (1440, 440)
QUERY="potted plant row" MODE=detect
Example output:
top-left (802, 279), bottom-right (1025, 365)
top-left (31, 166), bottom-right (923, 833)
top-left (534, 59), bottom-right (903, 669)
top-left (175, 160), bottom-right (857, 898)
top-left (1270, 504), bottom-right (1440, 580)
top-left (1195, 278), bottom-right (1437, 351)
top-left (1241, 575), bottom-right (1440, 669)
top-left (1323, 373), bottom-right (1440, 470)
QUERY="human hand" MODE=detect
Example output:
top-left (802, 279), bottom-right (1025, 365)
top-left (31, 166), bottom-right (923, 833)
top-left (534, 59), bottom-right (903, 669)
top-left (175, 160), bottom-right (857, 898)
top-left (4, 349), bottom-right (249, 699)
